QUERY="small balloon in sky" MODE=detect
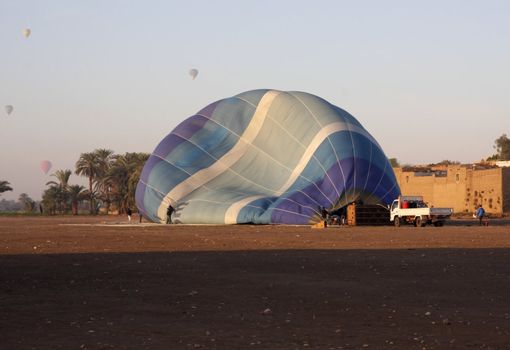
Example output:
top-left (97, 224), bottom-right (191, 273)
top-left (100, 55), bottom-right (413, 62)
top-left (22, 28), bottom-right (31, 38)
top-left (40, 160), bottom-right (52, 175)
top-left (5, 105), bottom-right (13, 116)
top-left (189, 68), bottom-right (199, 80)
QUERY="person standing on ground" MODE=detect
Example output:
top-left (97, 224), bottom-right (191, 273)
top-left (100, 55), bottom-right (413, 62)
top-left (166, 205), bottom-right (174, 224)
top-left (475, 205), bottom-right (485, 226)
top-left (127, 208), bottom-right (132, 222)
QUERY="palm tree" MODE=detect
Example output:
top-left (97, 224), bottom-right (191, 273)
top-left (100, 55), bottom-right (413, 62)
top-left (0, 180), bottom-right (13, 195)
top-left (46, 169), bottom-right (72, 214)
top-left (95, 176), bottom-right (113, 214)
top-left (95, 149), bottom-right (115, 175)
top-left (18, 193), bottom-right (35, 213)
top-left (104, 152), bottom-right (149, 214)
top-left (68, 185), bottom-right (86, 215)
top-left (41, 186), bottom-right (59, 215)
top-left (127, 152), bottom-right (149, 209)
top-left (46, 169), bottom-right (72, 188)
top-left (104, 154), bottom-right (130, 214)
top-left (93, 148), bottom-right (114, 213)
top-left (75, 152), bottom-right (100, 214)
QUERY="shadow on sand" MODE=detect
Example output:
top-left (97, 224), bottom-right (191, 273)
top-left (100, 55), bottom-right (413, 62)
top-left (1, 248), bottom-right (510, 349)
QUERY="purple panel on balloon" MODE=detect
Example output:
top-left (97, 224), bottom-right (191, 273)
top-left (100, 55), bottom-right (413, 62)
top-left (173, 114), bottom-right (211, 140)
top-left (153, 119), bottom-right (208, 159)
top-left (272, 157), bottom-right (389, 223)
top-left (196, 101), bottom-right (219, 119)
top-left (152, 101), bottom-right (218, 159)
top-left (140, 155), bottom-right (164, 182)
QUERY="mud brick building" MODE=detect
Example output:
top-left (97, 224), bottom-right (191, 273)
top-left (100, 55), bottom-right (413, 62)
top-left (393, 165), bottom-right (510, 215)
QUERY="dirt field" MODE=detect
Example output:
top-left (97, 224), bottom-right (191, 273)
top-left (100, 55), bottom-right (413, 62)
top-left (1, 216), bottom-right (510, 349)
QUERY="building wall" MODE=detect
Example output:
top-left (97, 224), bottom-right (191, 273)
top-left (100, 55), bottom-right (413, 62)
top-left (435, 166), bottom-right (468, 212)
top-left (393, 166), bottom-right (507, 214)
top-left (503, 167), bottom-right (510, 213)
top-left (469, 168), bottom-right (504, 213)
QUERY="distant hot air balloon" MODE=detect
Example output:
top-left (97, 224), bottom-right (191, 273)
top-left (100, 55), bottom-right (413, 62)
top-left (22, 28), bottom-right (31, 38)
top-left (40, 160), bottom-right (52, 175)
top-left (5, 105), bottom-right (13, 116)
top-left (189, 68), bottom-right (199, 80)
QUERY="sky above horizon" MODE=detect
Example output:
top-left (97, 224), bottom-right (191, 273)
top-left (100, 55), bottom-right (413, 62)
top-left (1, 0), bottom-right (509, 201)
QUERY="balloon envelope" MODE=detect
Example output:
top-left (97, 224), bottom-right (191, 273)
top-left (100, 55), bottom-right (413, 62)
top-left (40, 160), bottom-right (52, 175)
top-left (22, 28), bottom-right (31, 38)
top-left (136, 89), bottom-right (400, 224)
top-left (5, 105), bottom-right (13, 115)
top-left (189, 68), bottom-right (198, 80)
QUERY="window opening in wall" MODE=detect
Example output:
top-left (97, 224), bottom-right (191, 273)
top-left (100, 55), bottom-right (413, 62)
top-left (455, 173), bottom-right (460, 182)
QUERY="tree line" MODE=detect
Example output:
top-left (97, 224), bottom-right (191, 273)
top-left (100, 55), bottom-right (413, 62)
top-left (0, 149), bottom-right (149, 215)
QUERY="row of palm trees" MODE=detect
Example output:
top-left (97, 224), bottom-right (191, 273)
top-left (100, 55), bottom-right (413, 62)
top-left (42, 149), bottom-right (149, 215)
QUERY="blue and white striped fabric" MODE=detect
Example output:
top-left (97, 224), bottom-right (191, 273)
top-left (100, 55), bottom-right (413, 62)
top-left (136, 89), bottom-right (400, 224)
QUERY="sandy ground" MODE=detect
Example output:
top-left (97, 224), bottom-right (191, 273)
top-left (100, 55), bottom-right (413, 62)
top-left (1, 216), bottom-right (510, 349)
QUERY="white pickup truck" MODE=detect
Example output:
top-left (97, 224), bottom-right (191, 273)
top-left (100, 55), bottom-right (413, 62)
top-left (390, 196), bottom-right (453, 227)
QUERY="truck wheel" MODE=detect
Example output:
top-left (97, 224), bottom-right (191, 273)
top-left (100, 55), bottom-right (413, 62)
top-left (434, 221), bottom-right (444, 227)
top-left (394, 217), bottom-right (401, 227)
top-left (414, 216), bottom-right (423, 227)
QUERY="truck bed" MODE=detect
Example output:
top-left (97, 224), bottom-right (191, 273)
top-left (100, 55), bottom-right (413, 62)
top-left (397, 207), bottom-right (452, 217)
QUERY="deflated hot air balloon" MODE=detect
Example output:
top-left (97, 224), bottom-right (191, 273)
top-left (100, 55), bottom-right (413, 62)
top-left (136, 89), bottom-right (400, 224)
top-left (5, 105), bottom-right (13, 116)
top-left (189, 68), bottom-right (198, 80)
top-left (40, 160), bottom-right (52, 175)
top-left (22, 28), bottom-right (31, 38)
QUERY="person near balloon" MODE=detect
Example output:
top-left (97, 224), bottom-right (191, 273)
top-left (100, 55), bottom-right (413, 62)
top-left (320, 206), bottom-right (330, 225)
top-left (475, 205), bottom-right (486, 226)
top-left (127, 208), bottom-right (132, 222)
top-left (166, 205), bottom-right (174, 224)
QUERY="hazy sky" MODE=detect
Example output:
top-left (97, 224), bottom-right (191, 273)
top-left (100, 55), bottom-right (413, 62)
top-left (1, 0), bottom-right (509, 201)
